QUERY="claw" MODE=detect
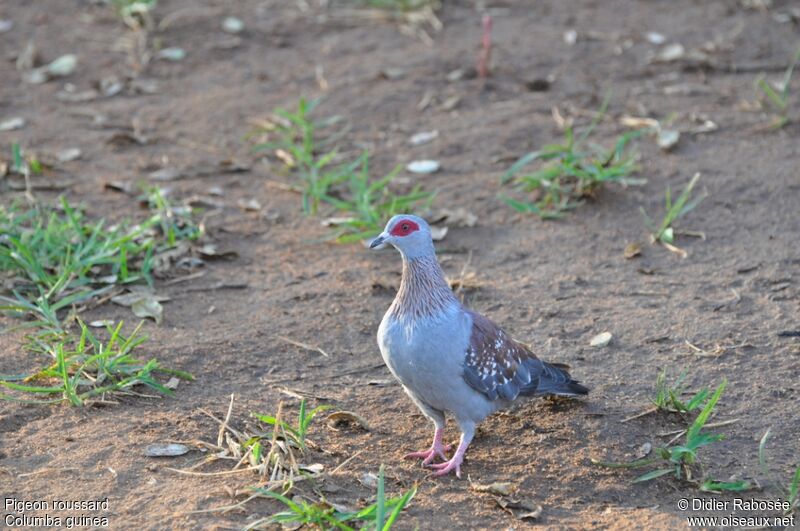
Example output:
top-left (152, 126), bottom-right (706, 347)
top-left (427, 429), bottom-right (471, 479)
top-left (404, 443), bottom-right (451, 464)
top-left (429, 456), bottom-right (463, 478)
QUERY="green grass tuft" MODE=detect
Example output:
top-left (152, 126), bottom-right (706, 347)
top-left (0, 320), bottom-right (192, 405)
top-left (593, 379), bottom-right (750, 492)
top-left (1, 198), bottom-right (154, 330)
top-left (501, 97), bottom-right (644, 218)
top-left (108, 0), bottom-right (157, 28)
top-left (255, 463), bottom-right (417, 530)
top-left (354, 0), bottom-right (437, 10)
top-left (641, 172), bottom-right (705, 245)
top-left (0, 193), bottom-right (200, 331)
top-left (0, 192), bottom-right (198, 406)
top-left (755, 47), bottom-right (800, 130)
top-left (253, 398), bottom-right (332, 451)
top-left (652, 368), bottom-right (709, 414)
top-left (759, 429), bottom-right (800, 514)
top-left (252, 98), bottom-right (432, 242)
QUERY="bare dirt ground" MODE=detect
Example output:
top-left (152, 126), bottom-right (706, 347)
top-left (1, 0), bottom-right (799, 529)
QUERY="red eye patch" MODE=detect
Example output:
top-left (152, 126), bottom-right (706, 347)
top-left (390, 219), bottom-right (420, 237)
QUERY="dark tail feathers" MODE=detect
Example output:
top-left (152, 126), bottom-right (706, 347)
top-left (525, 361), bottom-right (589, 397)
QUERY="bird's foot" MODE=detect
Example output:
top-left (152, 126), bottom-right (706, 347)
top-left (428, 454), bottom-right (464, 478)
top-left (404, 443), bottom-right (452, 465)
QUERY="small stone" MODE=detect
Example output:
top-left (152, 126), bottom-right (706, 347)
top-left (47, 54), bottom-right (77, 77)
top-left (56, 148), bottom-right (82, 162)
top-left (222, 17), bottom-right (244, 34)
top-left (0, 117), bottom-right (25, 131)
top-left (406, 160), bottom-right (440, 174)
top-left (409, 130), bottom-right (438, 146)
top-left (157, 47), bottom-right (185, 62)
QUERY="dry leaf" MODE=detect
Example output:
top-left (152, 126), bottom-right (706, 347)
top-left (654, 43), bottom-right (685, 62)
top-left (157, 47), bottom-right (185, 62)
top-left (0, 117), bottom-right (26, 131)
top-left (635, 442), bottom-right (652, 459)
top-left (299, 463), bottom-right (325, 475)
top-left (326, 411), bottom-right (370, 431)
top-left (494, 497), bottom-right (543, 520)
top-left (148, 168), bottom-right (184, 181)
top-left (222, 16), bottom-right (244, 34)
top-left (440, 95), bottom-right (460, 111)
top-left (430, 226), bottom-right (448, 241)
top-left (657, 129), bottom-right (680, 151)
top-left (431, 207), bottom-right (478, 228)
top-left (131, 297), bottom-right (163, 324)
top-left (275, 148), bottom-right (295, 167)
top-left (409, 130), bottom-right (438, 146)
top-left (406, 160), bottom-right (440, 174)
top-left (661, 241), bottom-right (688, 258)
top-left (619, 115), bottom-right (659, 129)
top-left (471, 481), bottom-right (514, 496)
top-left (624, 242), bottom-right (642, 259)
top-left (379, 68), bottom-right (405, 80)
top-left (112, 289), bottom-right (169, 324)
top-left (197, 244), bottom-right (238, 259)
top-left (56, 148), bottom-right (82, 162)
top-left (238, 198), bottom-right (262, 211)
top-left (361, 472), bottom-right (378, 488)
top-left (145, 443), bottom-right (189, 457)
top-left (321, 216), bottom-right (357, 227)
top-left (590, 332), bottom-right (613, 347)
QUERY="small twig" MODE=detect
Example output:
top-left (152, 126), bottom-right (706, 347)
top-left (198, 407), bottom-right (246, 441)
top-left (661, 241), bottom-right (688, 259)
top-left (330, 363), bottom-right (387, 379)
top-left (157, 6), bottom-right (223, 31)
top-left (165, 465), bottom-right (262, 477)
top-left (181, 282), bottom-right (249, 292)
top-left (278, 387), bottom-right (334, 401)
top-left (659, 418), bottom-right (741, 447)
top-left (17, 467), bottom-right (79, 478)
top-left (217, 393), bottom-right (235, 448)
top-left (276, 335), bottom-right (330, 358)
top-left (164, 271), bottom-right (207, 285)
top-left (674, 230), bottom-right (706, 240)
top-left (265, 401), bottom-right (285, 479)
top-left (621, 406), bottom-right (659, 423)
top-left (182, 493), bottom-right (261, 516)
top-left (264, 179), bottom-right (302, 193)
top-left (330, 449), bottom-right (364, 475)
top-left (476, 14), bottom-right (492, 78)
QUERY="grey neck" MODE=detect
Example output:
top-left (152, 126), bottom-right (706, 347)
top-left (389, 252), bottom-right (458, 321)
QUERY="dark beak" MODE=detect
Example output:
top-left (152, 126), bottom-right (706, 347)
top-left (369, 235), bottom-right (386, 249)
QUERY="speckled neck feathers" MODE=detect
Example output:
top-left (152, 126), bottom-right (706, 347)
top-left (389, 254), bottom-right (458, 321)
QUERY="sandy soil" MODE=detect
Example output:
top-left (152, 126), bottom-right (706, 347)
top-left (1, 0), bottom-right (799, 529)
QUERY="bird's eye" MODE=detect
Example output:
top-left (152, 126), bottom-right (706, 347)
top-left (390, 219), bottom-right (419, 237)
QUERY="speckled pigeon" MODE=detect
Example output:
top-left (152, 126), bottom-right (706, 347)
top-left (370, 215), bottom-right (588, 477)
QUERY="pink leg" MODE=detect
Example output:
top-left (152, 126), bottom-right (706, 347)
top-left (404, 427), bottom-right (451, 465)
top-left (428, 428), bottom-right (474, 478)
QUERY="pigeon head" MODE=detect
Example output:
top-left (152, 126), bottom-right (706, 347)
top-left (370, 215), bottom-right (434, 258)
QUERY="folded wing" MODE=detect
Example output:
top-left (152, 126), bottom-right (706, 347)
top-left (462, 310), bottom-right (588, 401)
